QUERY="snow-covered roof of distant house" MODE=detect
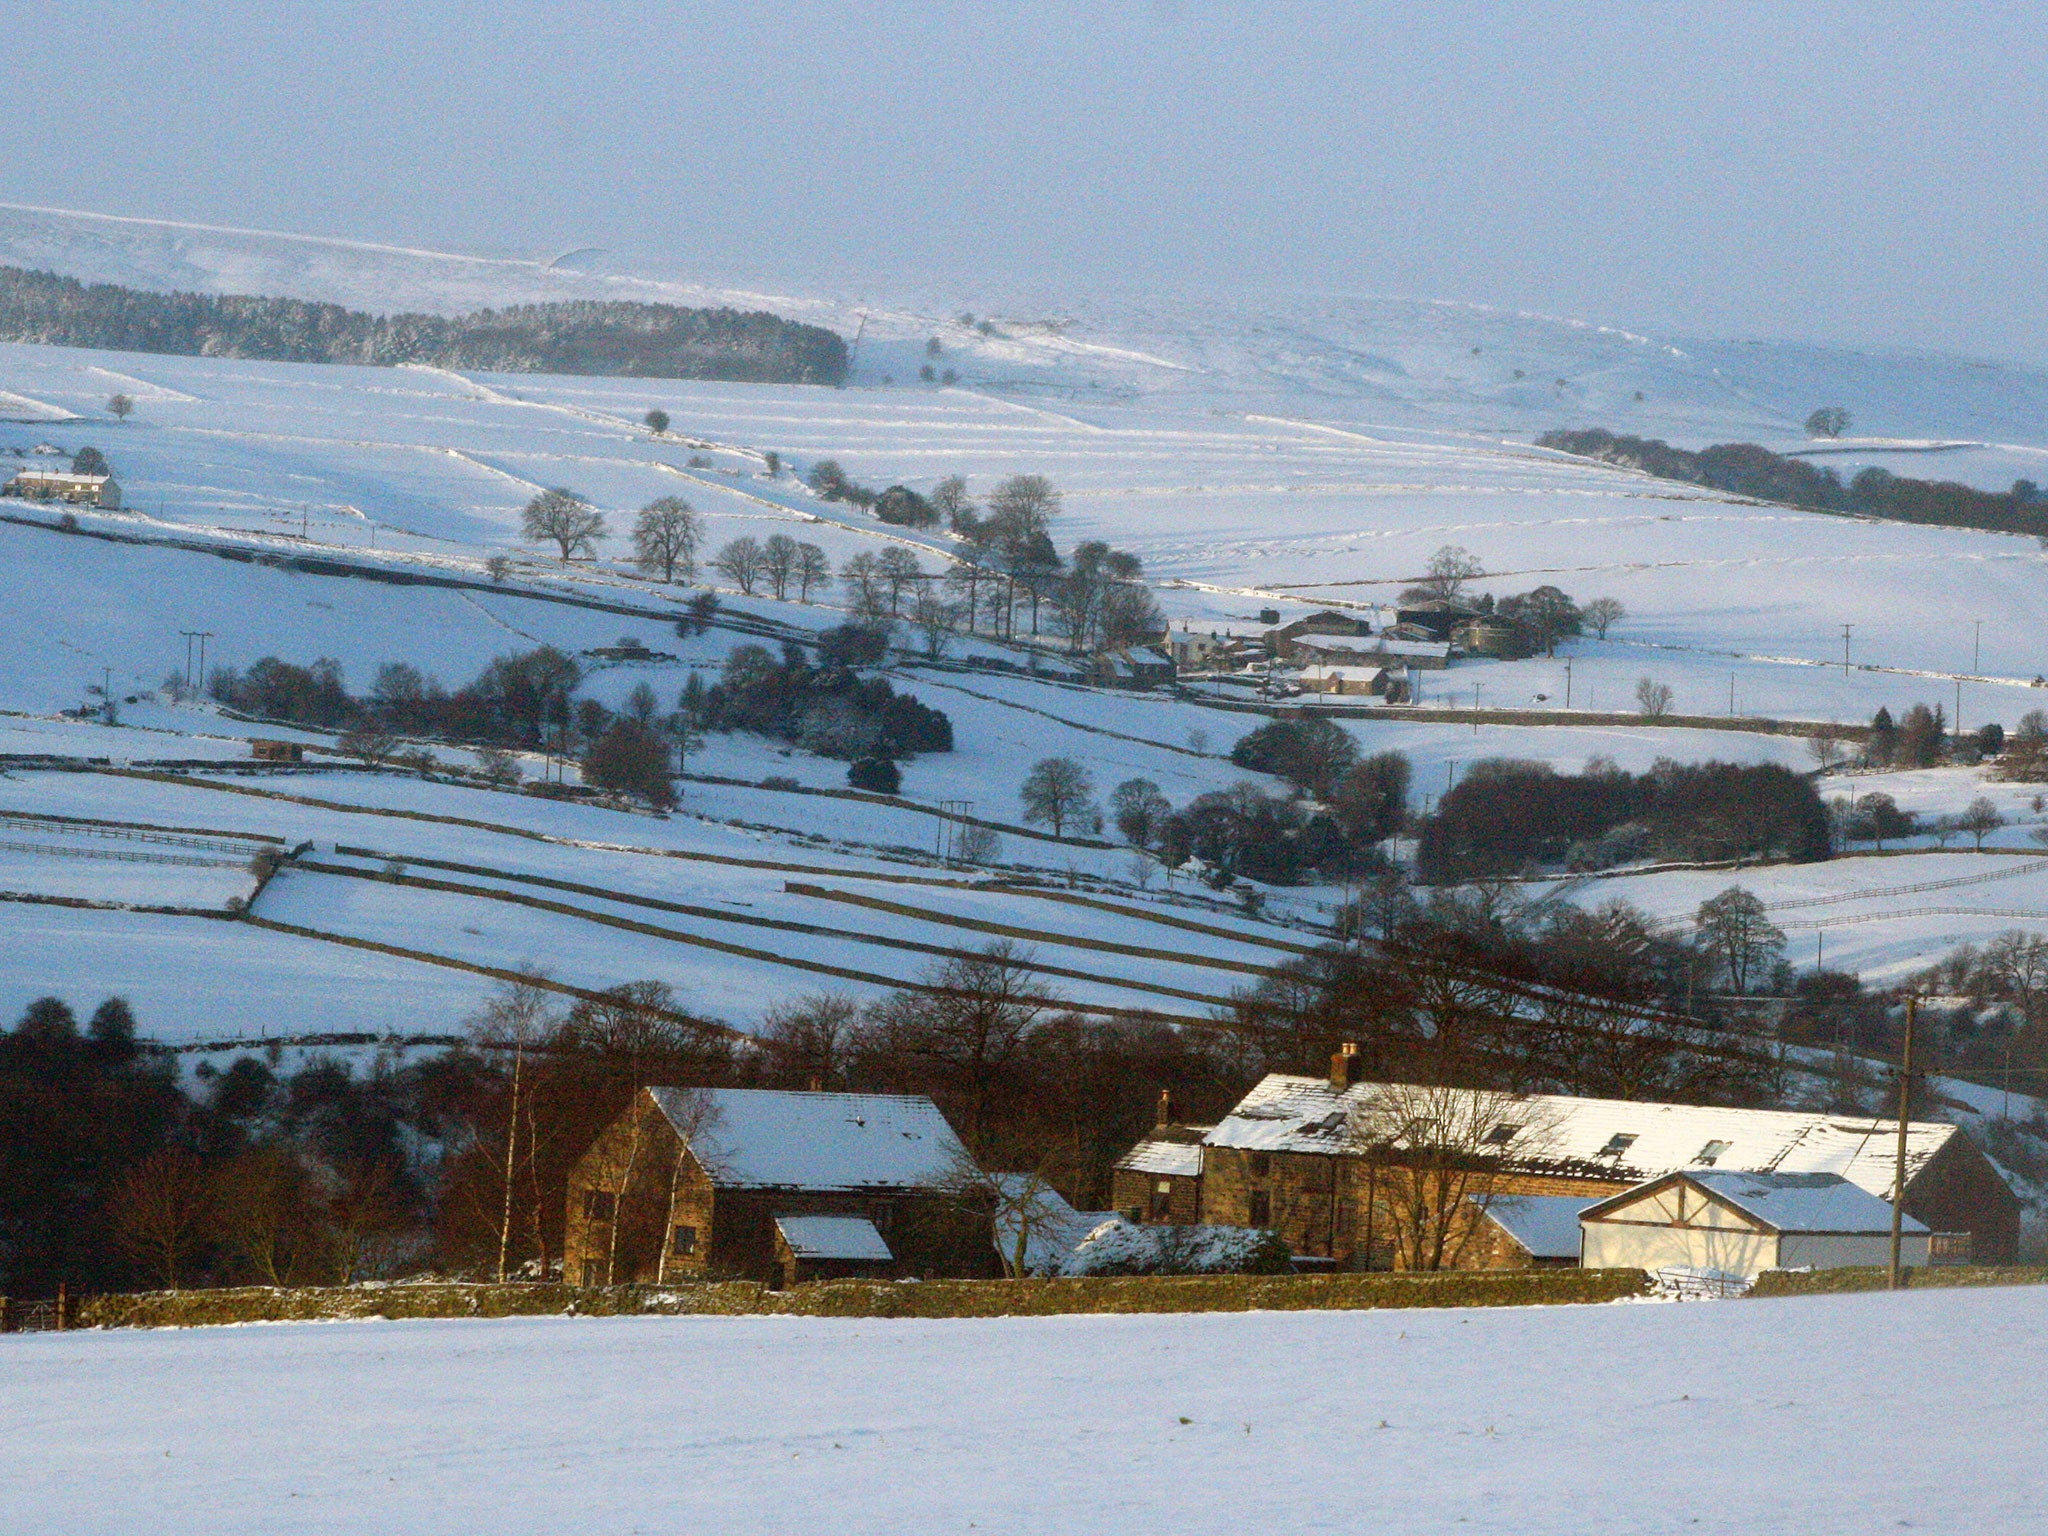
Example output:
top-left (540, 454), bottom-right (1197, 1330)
top-left (648, 1087), bottom-right (968, 1192)
top-left (8, 469), bottom-right (113, 487)
top-left (1473, 1194), bottom-right (1590, 1260)
top-left (1585, 1171), bottom-right (1927, 1235)
top-left (1291, 634), bottom-right (1450, 660)
top-left (773, 1213), bottom-right (894, 1261)
top-left (1204, 1075), bottom-right (1961, 1200)
top-left (1116, 1135), bottom-right (1206, 1178)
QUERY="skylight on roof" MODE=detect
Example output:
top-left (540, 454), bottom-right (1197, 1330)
top-left (1483, 1122), bottom-right (1521, 1146)
top-left (1596, 1132), bottom-right (1638, 1158)
top-left (1694, 1139), bottom-right (1732, 1166)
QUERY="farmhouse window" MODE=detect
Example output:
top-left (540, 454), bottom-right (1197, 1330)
top-left (583, 1188), bottom-right (616, 1222)
top-left (1249, 1190), bottom-right (1272, 1227)
top-left (1149, 1180), bottom-right (1172, 1221)
top-left (672, 1224), bottom-right (697, 1255)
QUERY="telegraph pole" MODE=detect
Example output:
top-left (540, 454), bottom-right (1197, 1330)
top-left (1888, 995), bottom-right (1918, 1291)
top-left (1563, 656), bottom-right (1572, 710)
top-left (1973, 619), bottom-right (1983, 676)
top-left (1840, 623), bottom-right (1853, 679)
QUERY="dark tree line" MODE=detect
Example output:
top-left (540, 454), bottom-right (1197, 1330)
top-left (694, 638), bottom-right (954, 760)
top-left (1416, 757), bottom-right (1830, 882)
top-left (1541, 427), bottom-right (2048, 539)
top-left (0, 266), bottom-right (847, 384)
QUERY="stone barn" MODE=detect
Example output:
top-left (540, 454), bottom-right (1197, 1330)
top-left (1116, 1047), bottom-right (2019, 1271)
top-left (564, 1086), bottom-right (991, 1287)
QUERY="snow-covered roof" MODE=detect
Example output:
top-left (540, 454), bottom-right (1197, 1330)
top-left (648, 1087), bottom-right (968, 1192)
top-left (1204, 1075), bottom-right (1961, 1201)
top-left (1474, 1194), bottom-right (1590, 1259)
top-left (1115, 1135), bottom-right (1206, 1178)
top-left (1632, 1171), bottom-right (1927, 1235)
top-left (1292, 634), bottom-right (1450, 660)
top-left (773, 1213), bottom-right (894, 1262)
top-left (989, 1178), bottom-right (1118, 1275)
top-left (8, 469), bottom-right (113, 487)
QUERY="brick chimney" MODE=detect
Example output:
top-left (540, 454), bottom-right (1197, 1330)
top-left (1155, 1087), bottom-right (1174, 1128)
top-left (1330, 1041), bottom-right (1363, 1094)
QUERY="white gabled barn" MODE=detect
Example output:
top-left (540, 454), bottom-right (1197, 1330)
top-left (1579, 1170), bottom-right (1929, 1282)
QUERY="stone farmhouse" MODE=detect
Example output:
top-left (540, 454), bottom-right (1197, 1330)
top-left (564, 1086), bottom-right (992, 1288)
top-left (2, 467), bottom-right (121, 509)
top-left (1113, 1046), bottom-right (2018, 1270)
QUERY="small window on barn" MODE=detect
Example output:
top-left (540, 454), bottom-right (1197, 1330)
top-left (1248, 1190), bottom-right (1272, 1227)
top-left (1693, 1139), bottom-right (1732, 1167)
top-left (582, 1188), bottom-right (616, 1222)
top-left (1483, 1122), bottom-right (1520, 1146)
top-left (1595, 1133), bottom-right (1637, 1159)
top-left (672, 1224), bottom-right (697, 1255)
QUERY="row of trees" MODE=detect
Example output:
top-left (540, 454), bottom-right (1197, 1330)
top-left (1417, 756), bottom-right (1830, 881)
top-left (1540, 427), bottom-right (2048, 540)
top-left (7, 863), bottom-right (1809, 1296)
top-left (0, 267), bottom-right (847, 383)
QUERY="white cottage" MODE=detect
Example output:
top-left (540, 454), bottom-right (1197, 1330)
top-left (1579, 1170), bottom-right (1929, 1281)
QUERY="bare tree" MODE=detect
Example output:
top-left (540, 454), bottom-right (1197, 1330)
top-left (712, 536), bottom-right (767, 595)
top-left (1694, 886), bottom-right (1785, 993)
top-left (759, 534), bottom-right (803, 601)
top-left (1580, 596), bottom-right (1625, 639)
top-left (1020, 756), bottom-right (1097, 837)
top-left (1806, 406), bottom-right (1851, 439)
top-left (841, 552), bottom-right (888, 621)
top-left (337, 721), bottom-right (401, 767)
top-left (908, 587), bottom-right (959, 658)
top-left (863, 942), bottom-right (1057, 1150)
top-left (1985, 930), bottom-right (2048, 1022)
top-left (1806, 724), bottom-right (1846, 771)
top-left (1405, 545), bottom-right (1484, 604)
top-left (522, 487), bottom-right (607, 561)
top-left (760, 991), bottom-right (862, 1087)
top-left (1346, 1082), bottom-right (1562, 1271)
top-left (212, 1148), bottom-right (315, 1286)
top-left (931, 475), bottom-right (974, 531)
top-left (468, 976), bottom-right (561, 1282)
top-left (1960, 796), bottom-right (2006, 850)
top-left (793, 542), bottom-right (832, 602)
top-left (1634, 677), bottom-right (1674, 718)
top-left (632, 496), bottom-right (700, 583)
top-left (876, 547), bottom-right (924, 614)
top-left (112, 1150), bottom-right (215, 1289)
top-left (107, 392), bottom-right (135, 421)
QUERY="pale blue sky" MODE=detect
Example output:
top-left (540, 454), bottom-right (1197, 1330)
top-left (17, 1), bottom-right (2048, 360)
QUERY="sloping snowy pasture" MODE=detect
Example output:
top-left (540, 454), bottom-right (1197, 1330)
top-left (5, 1289), bottom-right (2043, 1535)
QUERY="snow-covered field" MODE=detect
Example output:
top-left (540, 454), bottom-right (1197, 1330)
top-left (5, 1289), bottom-right (2043, 1535)
top-left (3, 209), bottom-right (2047, 1044)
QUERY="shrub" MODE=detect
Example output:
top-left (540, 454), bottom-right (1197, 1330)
top-left (848, 757), bottom-right (902, 794)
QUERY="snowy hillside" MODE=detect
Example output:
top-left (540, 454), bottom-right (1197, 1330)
top-left (2, 208), bottom-right (2046, 1088)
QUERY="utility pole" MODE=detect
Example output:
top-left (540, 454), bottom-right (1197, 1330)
top-left (1729, 671), bottom-right (1736, 716)
top-left (1840, 624), bottom-right (1853, 679)
top-left (101, 666), bottom-right (113, 722)
top-left (1954, 676), bottom-right (1963, 737)
top-left (1888, 995), bottom-right (1917, 1291)
top-left (1973, 619), bottom-right (1983, 676)
top-left (1563, 657), bottom-right (1572, 710)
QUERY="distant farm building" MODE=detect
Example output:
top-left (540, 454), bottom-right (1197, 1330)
top-left (1288, 632), bottom-right (1451, 671)
top-left (1110, 1053), bottom-right (2018, 1271)
top-left (3, 469), bottom-right (121, 509)
top-left (248, 739), bottom-right (305, 763)
top-left (1089, 643), bottom-right (1176, 688)
top-left (1579, 1170), bottom-right (1931, 1282)
top-left (564, 1086), bottom-right (992, 1287)
top-left (1111, 1097), bottom-right (1209, 1224)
